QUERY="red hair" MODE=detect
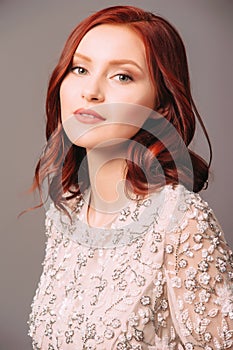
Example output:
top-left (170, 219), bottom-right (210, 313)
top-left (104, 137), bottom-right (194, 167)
top-left (32, 5), bottom-right (212, 211)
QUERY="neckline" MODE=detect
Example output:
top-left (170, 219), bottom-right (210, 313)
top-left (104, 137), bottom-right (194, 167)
top-left (47, 184), bottom-right (187, 248)
top-left (73, 187), bottom-right (153, 230)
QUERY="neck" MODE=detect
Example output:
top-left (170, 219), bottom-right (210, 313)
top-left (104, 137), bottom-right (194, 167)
top-left (86, 142), bottom-right (130, 216)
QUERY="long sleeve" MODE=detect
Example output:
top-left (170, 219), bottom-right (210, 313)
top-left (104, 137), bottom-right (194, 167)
top-left (164, 193), bottom-right (233, 349)
top-left (29, 185), bottom-right (233, 349)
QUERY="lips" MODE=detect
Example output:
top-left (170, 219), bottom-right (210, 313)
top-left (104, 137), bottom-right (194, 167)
top-left (73, 108), bottom-right (106, 124)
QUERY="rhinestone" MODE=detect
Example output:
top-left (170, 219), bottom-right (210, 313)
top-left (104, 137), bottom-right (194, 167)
top-left (185, 343), bottom-right (194, 350)
top-left (178, 259), bottom-right (188, 268)
top-left (104, 328), bottom-right (114, 339)
top-left (126, 332), bottom-right (133, 340)
top-left (198, 260), bottom-right (209, 272)
top-left (140, 295), bottom-right (151, 306)
top-left (204, 332), bottom-right (212, 342)
top-left (193, 234), bottom-right (203, 243)
top-left (143, 199), bottom-right (151, 207)
top-left (111, 318), bottom-right (121, 328)
top-left (165, 244), bottom-right (174, 254)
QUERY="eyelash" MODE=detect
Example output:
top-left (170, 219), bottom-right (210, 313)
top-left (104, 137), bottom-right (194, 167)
top-left (115, 74), bottom-right (133, 83)
top-left (71, 66), bottom-right (87, 75)
top-left (71, 66), bottom-right (133, 83)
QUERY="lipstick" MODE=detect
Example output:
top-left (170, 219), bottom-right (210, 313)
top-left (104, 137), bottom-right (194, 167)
top-left (73, 108), bottom-right (106, 124)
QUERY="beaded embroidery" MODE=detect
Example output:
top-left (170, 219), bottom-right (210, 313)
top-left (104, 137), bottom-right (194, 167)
top-left (28, 184), bottom-right (233, 349)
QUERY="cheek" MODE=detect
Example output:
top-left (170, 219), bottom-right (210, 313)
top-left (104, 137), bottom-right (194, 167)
top-left (60, 81), bottom-right (69, 115)
top-left (120, 83), bottom-right (156, 110)
top-left (60, 78), bottom-right (80, 117)
top-left (139, 86), bottom-right (156, 109)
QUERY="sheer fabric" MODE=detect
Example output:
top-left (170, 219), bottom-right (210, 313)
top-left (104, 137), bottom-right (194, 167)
top-left (28, 184), bottom-right (233, 349)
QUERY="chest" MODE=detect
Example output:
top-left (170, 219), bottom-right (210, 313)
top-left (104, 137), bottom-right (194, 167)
top-left (30, 230), bottom-right (168, 349)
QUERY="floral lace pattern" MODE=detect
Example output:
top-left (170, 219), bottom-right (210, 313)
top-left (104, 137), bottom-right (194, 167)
top-left (28, 184), bottom-right (233, 349)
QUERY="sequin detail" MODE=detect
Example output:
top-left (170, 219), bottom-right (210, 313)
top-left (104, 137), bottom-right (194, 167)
top-left (28, 184), bottom-right (233, 349)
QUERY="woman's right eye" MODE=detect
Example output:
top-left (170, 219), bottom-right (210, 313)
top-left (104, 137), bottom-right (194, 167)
top-left (71, 66), bottom-right (88, 75)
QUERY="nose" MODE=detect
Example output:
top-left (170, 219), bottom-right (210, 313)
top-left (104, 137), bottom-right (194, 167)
top-left (81, 78), bottom-right (105, 103)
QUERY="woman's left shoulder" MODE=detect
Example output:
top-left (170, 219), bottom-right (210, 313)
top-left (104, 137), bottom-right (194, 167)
top-left (162, 184), bottom-right (233, 349)
top-left (164, 183), bottom-right (223, 237)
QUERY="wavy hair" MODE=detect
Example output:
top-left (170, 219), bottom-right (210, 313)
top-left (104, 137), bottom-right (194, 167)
top-left (31, 5), bottom-right (212, 211)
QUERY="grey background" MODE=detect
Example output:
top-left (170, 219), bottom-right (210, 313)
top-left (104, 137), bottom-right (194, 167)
top-left (0, 0), bottom-right (232, 349)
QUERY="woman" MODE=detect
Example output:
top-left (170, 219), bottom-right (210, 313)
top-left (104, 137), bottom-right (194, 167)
top-left (28, 5), bottom-right (233, 349)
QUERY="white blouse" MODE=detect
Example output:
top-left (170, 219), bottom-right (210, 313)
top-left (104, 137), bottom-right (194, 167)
top-left (28, 184), bottom-right (233, 349)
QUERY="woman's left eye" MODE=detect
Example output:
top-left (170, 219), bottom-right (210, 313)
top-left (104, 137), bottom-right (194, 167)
top-left (114, 74), bottom-right (133, 83)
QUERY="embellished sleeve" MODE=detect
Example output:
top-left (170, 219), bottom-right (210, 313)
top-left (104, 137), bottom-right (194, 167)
top-left (164, 193), bottom-right (233, 349)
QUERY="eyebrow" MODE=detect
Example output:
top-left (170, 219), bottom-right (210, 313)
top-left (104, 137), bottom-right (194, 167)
top-left (73, 52), bottom-right (144, 72)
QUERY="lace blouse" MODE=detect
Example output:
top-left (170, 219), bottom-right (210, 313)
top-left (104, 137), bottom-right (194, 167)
top-left (28, 184), bottom-right (233, 349)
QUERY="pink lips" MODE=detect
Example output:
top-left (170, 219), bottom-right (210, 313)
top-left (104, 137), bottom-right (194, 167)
top-left (73, 108), bottom-right (106, 124)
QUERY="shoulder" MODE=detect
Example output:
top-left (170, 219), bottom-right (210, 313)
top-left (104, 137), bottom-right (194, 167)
top-left (162, 185), bottom-right (233, 348)
top-left (45, 190), bottom-right (84, 219)
top-left (162, 183), bottom-right (233, 278)
top-left (163, 184), bottom-right (233, 283)
top-left (162, 183), bottom-right (223, 236)
top-left (44, 194), bottom-right (79, 236)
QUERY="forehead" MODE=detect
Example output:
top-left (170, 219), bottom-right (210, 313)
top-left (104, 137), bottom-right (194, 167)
top-left (75, 24), bottom-right (146, 63)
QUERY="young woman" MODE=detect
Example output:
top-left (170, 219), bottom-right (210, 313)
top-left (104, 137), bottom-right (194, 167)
top-left (28, 6), bottom-right (233, 350)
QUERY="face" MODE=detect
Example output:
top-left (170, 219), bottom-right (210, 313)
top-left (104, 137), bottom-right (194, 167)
top-left (60, 24), bottom-right (156, 149)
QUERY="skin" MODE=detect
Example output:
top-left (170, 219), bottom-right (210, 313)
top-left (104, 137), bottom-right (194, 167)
top-left (60, 24), bottom-right (157, 227)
